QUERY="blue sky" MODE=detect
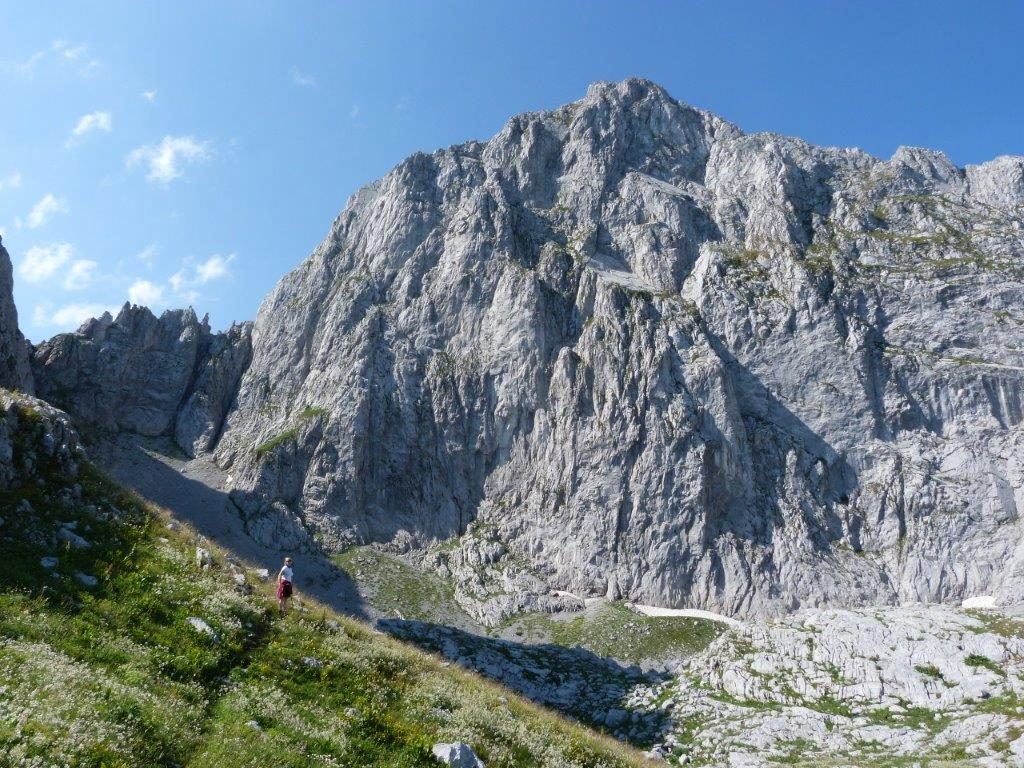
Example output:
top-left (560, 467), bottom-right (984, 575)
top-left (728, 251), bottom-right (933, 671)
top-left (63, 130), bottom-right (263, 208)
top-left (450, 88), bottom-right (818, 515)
top-left (1, 1), bottom-right (1022, 341)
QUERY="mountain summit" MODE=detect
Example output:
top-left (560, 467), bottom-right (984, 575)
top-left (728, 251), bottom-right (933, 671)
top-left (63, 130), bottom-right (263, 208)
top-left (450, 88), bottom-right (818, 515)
top-left (32, 79), bottom-right (1024, 619)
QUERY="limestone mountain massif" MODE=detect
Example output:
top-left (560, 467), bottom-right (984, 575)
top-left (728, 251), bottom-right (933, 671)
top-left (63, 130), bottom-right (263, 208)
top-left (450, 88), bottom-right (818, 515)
top-left (29, 79), bottom-right (1024, 620)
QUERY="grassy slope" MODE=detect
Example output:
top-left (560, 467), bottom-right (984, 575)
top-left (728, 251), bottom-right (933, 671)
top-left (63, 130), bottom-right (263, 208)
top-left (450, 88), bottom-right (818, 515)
top-left (332, 546), bottom-right (725, 667)
top-left (505, 602), bottom-right (725, 665)
top-left (332, 547), bottom-right (474, 626)
top-left (0, 464), bottom-right (649, 768)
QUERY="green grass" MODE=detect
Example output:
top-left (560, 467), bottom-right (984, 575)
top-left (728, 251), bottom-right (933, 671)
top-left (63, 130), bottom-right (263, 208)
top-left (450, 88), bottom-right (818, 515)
top-left (506, 601), bottom-right (724, 664)
top-left (254, 426), bottom-right (300, 456)
top-left (332, 547), bottom-right (472, 625)
top-left (965, 653), bottom-right (1006, 677)
top-left (0, 465), bottom-right (648, 767)
top-left (965, 611), bottom-right (1024, 640)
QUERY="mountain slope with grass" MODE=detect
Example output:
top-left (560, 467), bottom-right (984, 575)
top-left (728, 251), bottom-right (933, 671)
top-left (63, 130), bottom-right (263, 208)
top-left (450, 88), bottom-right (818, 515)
top-left (0, 389), bottom-right (648, 768)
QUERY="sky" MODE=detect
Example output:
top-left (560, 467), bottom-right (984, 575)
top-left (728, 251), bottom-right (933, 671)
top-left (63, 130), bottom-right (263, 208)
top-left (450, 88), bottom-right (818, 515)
top-left (1, 1), bottom-right (1022, 341)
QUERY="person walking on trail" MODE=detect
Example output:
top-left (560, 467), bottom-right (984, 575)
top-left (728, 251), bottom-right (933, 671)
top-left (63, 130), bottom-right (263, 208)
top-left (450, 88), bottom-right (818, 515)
top-left (277, 557), bottom-right (294, 615)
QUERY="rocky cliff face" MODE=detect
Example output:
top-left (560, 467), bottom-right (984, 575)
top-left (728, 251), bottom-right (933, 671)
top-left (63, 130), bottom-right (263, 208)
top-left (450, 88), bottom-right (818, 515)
top-left (34, 79), bottom-right (1024, 619)
top-left (0, 238), bottom-right (34, 393)
top-left (32, 305), bottom-right (251, 456)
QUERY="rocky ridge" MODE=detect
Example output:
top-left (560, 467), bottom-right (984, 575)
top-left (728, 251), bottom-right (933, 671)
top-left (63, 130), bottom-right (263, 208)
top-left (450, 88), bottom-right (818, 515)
top-left (32, 78), bottom-right (1024, 621)
top-left (32, 304), bottom-right (252, 457)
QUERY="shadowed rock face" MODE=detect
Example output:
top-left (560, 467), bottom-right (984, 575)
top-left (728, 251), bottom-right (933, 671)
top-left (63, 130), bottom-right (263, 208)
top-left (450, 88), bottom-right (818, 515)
top-left (31, 304), bottom-right (252, 457)
top-left (33, 79), bottom-right (1024, 618)
top-left (0, 239), bottom-right (33, 393)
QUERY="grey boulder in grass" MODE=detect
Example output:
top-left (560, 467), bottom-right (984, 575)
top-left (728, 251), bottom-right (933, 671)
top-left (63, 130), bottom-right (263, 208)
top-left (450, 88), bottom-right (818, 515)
top-left (432, 742), bottom-right (485, 768)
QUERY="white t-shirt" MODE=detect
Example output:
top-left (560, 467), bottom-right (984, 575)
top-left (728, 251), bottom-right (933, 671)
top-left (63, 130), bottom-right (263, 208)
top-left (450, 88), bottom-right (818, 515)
top-left (280, 565), bottom-right (293, 583)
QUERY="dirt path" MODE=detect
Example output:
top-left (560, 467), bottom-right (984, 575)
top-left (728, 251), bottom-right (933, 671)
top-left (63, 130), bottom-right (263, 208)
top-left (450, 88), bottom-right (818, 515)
top-left (92, 434), bottom-right (370, 620)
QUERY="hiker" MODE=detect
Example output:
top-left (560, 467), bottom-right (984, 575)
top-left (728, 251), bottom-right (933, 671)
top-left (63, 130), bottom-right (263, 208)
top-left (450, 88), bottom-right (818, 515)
top-left (277, 556), bottom-right (294, 614)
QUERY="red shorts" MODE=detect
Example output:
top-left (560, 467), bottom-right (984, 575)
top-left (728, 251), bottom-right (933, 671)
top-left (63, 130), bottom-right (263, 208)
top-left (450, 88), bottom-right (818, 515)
top-left (277, 580), bottom-right (292, 600)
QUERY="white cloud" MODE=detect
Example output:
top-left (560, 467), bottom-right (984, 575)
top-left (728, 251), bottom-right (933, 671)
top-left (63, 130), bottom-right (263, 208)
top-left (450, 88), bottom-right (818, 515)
top-left (63, 259), bottom-right (97, 290)
top-left (168, 269), bottom-right (186, 293)
top-left (142, 90), bottom-right (157, 103)
top-left (26, 194), bottom-right (67, 229)
top-left (0, 172), bottom-right (22, 192)
top-left (20, 242), bottom-right (72, 282)
top-left (128, 278), bottom-right (164, 307)
top-left (135, 244), bottom-right (158, 267)
top-left (195, 253), bottom-right (235, 283)
top-left (35, 301), bottom-right (116, 330)
top-left (67, 111), bottom-right (112, 146)
top-left (291, 68), bottom-right (316, 88)
top-left (126, 136), bottom-right (211, 184)
top-left (167, 252), bottom-right (235, 304)
top-left (350, 104), bottom-right (360, 119)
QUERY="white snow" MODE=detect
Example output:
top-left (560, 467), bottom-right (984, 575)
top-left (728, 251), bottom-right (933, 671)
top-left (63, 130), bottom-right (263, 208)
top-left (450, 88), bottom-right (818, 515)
top-left (961, 595), bottom-right (997, 610)
top-left (627, 603), bottom-right (742, 627)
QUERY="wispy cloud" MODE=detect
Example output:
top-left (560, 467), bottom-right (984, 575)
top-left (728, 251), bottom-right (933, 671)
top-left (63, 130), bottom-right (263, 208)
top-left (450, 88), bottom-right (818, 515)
top-left (170, 253), bottom-right (236, 303)
top-left (25, 194), bottom-right (68, 229)
top-left (127, 278), bottom-right (164, 307)
top-left (11, 40), bottom-right (100, 78)
top-left (142, 90), bottom-right (157, 103)
top-left (66, 110), bottom-right (112, 147)
top-left (126, 136), bottom-right (211, 184)
top-left (64, 259), bottom-right (98, 290)
top-left (290, 67), bottom-right (317, 88)
top-left (19, 242), bottom-right (72, 282)
top-left (350, 104), bottom-right (360, 119)
top-left (0, 172), bottom-right (21, 192)
top-left (51, 40), bottom-right (100, 76)
top-left (135, 244), bottom-right (158, 267)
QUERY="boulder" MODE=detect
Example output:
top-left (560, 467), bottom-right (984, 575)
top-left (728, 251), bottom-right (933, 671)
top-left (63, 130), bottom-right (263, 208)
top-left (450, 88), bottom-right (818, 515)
top-left (431, 742), bottom-right (484, 767)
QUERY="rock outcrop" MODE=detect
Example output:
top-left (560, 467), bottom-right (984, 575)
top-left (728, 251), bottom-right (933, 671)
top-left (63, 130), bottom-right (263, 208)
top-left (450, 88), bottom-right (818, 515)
top-left (0, 389), bottom-right (82, 491)
top-left (32, 304), bottom-right (251, 456)
top-left (34, 79), bottom-right (1024, 619)
top-left (0, 238), bottom-right (33, 393)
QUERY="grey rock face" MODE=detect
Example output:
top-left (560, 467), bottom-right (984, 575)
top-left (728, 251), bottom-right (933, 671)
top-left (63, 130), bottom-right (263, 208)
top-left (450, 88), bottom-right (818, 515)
top-left (32, 304), bottom-right (251, 456)
top-left (208, 78), bottom-right (1024, 618)
top-left (174, 321), bottom-right (253, 456)
top-left (0, 238), bottom-right (34, 393)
